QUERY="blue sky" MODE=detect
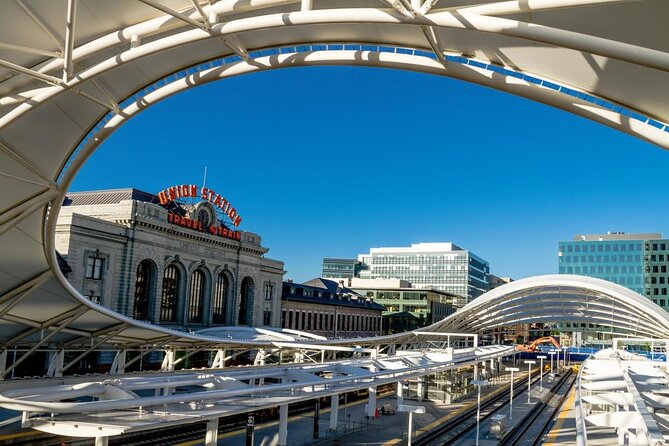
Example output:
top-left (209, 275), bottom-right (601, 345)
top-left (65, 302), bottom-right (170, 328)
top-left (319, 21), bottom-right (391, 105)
top-left (70, 66), bottom-right (669, 282)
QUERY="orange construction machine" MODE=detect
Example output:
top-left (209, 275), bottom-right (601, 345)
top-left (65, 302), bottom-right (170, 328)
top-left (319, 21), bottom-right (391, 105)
top-left (515, 336), bottom-right (561, 352)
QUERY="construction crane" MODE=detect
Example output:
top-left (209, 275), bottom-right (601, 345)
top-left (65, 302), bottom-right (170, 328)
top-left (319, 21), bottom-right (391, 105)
top-left (515, 336), bottom-right (561, 352)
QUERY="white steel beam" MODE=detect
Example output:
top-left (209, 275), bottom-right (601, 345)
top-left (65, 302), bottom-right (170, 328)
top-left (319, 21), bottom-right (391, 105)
top-left (137, 0), bottom-right (208, 31)
top-left (0, 43), bottom-right (60, 58)
top-left (190, 0), bottom-right (211, 29)
top-left (63, 0), bottom-right (77, 81)
top-left (0, 58), bottom-right (63, 86)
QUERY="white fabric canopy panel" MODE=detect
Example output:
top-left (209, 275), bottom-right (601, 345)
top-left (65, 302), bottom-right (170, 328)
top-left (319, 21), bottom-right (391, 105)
top-left (1, 1), bottom-right (669, 351)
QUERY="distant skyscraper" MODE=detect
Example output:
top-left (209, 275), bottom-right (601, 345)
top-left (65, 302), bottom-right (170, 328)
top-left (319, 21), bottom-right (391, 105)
top-left (558, 232), bottom-right (669, 310)
top-left (356, 242), bottom-right (489, 306)
top-left (322, 258), bottom-right (364, 279)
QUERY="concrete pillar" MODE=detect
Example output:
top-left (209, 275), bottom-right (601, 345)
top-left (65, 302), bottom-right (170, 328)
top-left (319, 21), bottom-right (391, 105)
top-left (417, 376), bottom-right (424, 402)
top-left (396, 381), bottom-right (404, 404)
top-left (329, 395), bottom-right (339, 431)
top-left (367, 386), bottom-right (377, 418)
top-left (95, 437), bottom-right (108, 446)
top-left (279, 404), bottom-right (288, 445)
top-left (205, 418), bottom-right (219, 446)
top-left (474, 363), bottom-right (478, 380)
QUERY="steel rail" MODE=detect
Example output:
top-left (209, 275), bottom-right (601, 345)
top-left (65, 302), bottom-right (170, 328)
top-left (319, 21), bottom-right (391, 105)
top-left (413, 367), bottom-right (541, 446)
top-left (497, 369), bottom-right (575, 446)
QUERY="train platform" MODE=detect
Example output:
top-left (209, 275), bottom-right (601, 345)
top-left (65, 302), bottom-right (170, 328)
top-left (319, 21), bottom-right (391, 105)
top-left (176, 370), bottom-right (530, 446)
top-left (543, 386), bottom-right (617, 446)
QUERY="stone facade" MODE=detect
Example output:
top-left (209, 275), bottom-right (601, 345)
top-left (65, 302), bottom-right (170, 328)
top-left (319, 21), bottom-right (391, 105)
top-left (55, 190), bottom-right (284, 331)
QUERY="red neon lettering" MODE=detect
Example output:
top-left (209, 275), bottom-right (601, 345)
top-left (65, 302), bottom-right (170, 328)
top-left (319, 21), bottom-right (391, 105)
top-left (190, 185), bottom-right (197, 197)
top-left (158, 191), bottom-right (169, 205)
top-left (236, 232), bottom-right (241, 241)
top-left (168, 187), bottom-right (177, 201)
top-left (228, 208), bottom-right (236, 220)
top-left (200, 187), bottom-right (209, 199)
top-left (233, 215), bottom-right (242, 227)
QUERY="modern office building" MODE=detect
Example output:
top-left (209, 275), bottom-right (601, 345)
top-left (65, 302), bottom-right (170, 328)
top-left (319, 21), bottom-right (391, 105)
top-left (558, 232), bottom-right (669, 309)
top-left (280, 279), bottom-right (384, 338)
top-left (558, 232), bottom-right (652, 295)
top-left (55, 187), bottom-right (285, 332)
top-left (321, 258), bottom-right (364, 279)
top-left (356, 242), bottom-right (489, 306)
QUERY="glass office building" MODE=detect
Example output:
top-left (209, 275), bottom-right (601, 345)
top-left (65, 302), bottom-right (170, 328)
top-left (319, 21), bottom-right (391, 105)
top-left (321, 258), bottom-right (364, 279)
top-left (558, 232), bottom-right (669, 301)
top-left (558, 233), bottom-right (648, 294)
top-left (357, 242), bottom-right (489, 306)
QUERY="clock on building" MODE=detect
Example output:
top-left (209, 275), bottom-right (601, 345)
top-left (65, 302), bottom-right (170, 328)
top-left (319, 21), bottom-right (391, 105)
top-left (193, 202), bottom-right (216, 228)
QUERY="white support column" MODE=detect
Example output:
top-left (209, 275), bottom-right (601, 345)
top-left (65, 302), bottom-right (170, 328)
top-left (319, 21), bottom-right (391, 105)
top-left (301, 0), bottom-right (312, 11)
top-left (279, 404), bottom-right (289, 445)
top-left (161, 349), bottom-right (175, 372)
top-left (0, 350), bottom-right (6, 381)
top-left (329, 395), bottom-right (339, 431)
top-left (417, 376), bottom-right (424, 402)
top-left (95, 436), bottom-right (108, 446)
top-left (46, 349), bottom-right (64, 377)
top-left (474, 363), bottom-right (478, 380)
top-left (367, 386), bottom-right (377, 418)
top-left (205, 418), bottom-right (219, 446)
top-left (396, 380), bottom-right (404, 404)
top-left (254, 349), bottom-right (266, 366)
top-left (110, 349), bottom-right (126, 374)
top-left (211, 349), bottom-right (226, 368)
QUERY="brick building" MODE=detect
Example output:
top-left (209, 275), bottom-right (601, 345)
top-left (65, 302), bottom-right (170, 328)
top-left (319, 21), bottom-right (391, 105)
top-left (281, 278), bottom-right (384, 338)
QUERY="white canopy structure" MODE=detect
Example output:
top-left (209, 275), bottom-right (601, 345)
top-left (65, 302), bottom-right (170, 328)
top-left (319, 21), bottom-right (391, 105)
top-left (1, 1), bottom-right (669, 356)
top-left (431, 274), bottom-right (669, 339)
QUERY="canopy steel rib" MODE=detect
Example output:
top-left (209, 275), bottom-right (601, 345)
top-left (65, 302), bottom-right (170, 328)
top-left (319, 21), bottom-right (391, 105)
top-left (62, 0), bottom-right (77, 81)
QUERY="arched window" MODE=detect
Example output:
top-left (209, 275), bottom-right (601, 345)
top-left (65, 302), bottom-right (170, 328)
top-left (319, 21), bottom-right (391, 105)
top-left (133, 260), bottom-right (153, 320)
top-left (238, 277), bottom-right (254, 325)
top-left (160, 264), bottom-right (180, 322)
top-left (188, 269), bottom-right (206, 323)
top-left (212, 273), bottom-right (228, 324)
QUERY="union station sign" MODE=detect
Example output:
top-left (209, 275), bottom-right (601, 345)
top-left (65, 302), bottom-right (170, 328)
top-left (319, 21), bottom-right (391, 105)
top-left (157, 184), bottom-right (243, 241)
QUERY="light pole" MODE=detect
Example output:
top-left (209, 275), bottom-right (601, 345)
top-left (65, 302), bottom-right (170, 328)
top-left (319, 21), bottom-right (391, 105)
top-left (505, 367), bottom-right (519, 420)
top-left (556, 347), bottom-right (560, 372)
top-left (471, 380), bottom-right (489, 446)
top-left (397, 404), bottom-right (425, 446)
top-left (563, 346), bottom-right (568, 370)
top-left (524, 360), bottom-right (536, 404)
top-left (549, 351), bottom-right (556, 374)
top-left (537, 356), bottom-right (547, 392)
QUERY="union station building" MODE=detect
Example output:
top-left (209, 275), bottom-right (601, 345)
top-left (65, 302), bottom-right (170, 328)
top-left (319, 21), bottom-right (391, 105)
top-left (55, 187), bottom-right (285, 332)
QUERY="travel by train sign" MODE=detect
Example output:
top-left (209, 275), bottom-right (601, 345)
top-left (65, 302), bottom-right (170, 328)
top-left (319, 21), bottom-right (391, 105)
top-left (157, 184), bottom-right (243, 241)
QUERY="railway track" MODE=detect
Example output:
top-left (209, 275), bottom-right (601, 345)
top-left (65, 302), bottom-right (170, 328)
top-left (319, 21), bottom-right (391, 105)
top-left (498, 369), bottom-right (575, 446)
top-left (414, 370), bottom-right (541, 446)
